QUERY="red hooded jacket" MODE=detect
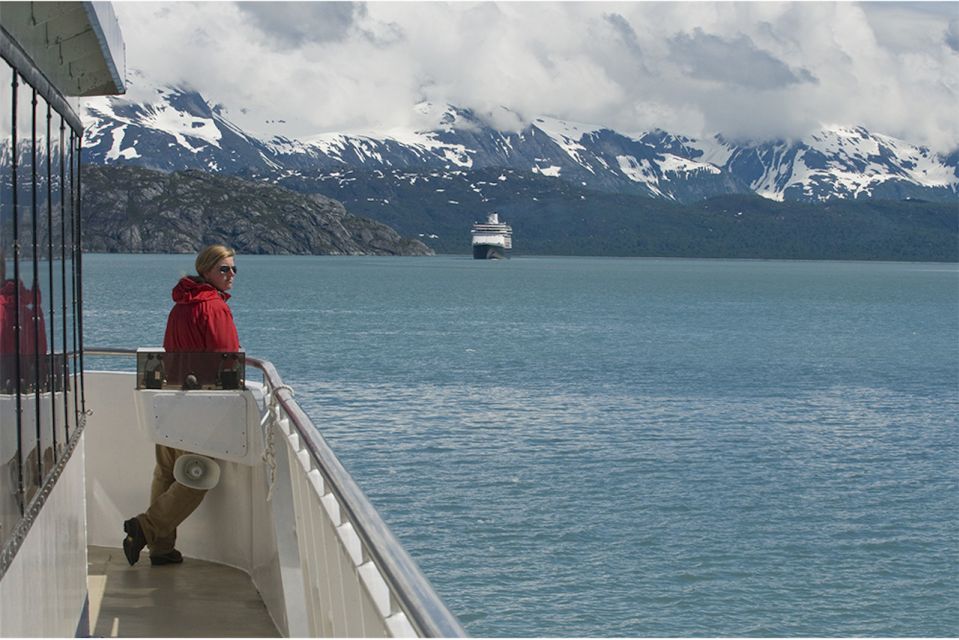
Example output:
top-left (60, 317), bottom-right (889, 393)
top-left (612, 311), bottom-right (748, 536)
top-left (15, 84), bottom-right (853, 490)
top-left (0, 279), bottom-right (47, 356)
top-left (0, 279), bottom-right (49, 392)
top-left (163, 277), bottom-right (240, 352)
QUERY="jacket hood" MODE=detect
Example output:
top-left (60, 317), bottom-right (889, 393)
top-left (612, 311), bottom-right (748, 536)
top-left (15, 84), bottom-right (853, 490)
top-left (1, 279), bottom-right (38, 300)
top-left (171, 276), bottom-right (230, 305)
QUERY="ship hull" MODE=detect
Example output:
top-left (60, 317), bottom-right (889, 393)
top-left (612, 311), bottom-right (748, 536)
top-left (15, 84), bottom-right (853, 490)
top-left (473, 244), bottom-right (509, 260)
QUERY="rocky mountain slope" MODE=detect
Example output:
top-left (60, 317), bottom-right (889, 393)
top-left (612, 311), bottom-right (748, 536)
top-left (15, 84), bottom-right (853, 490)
top-left (77, 83), bottom-right (958, 260)
top-left (81, 165), bottom-right (433, 256)
top-left (82, 87), bottom-right (959, 204)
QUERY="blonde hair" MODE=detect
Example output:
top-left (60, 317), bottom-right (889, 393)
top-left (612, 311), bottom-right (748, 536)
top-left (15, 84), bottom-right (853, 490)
top-left (195, 244), bottom-right (236, 276)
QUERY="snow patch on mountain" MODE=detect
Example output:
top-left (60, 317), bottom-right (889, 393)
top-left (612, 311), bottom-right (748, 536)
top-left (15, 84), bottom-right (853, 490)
top-left (617, 155), bottom-right (667, 198)
top-left (533, 115), bottom-right (604, 141)
top-left (106, 125), bottom-right (141, 161)
top-left (688, 135), bottom-right (735, 167)
top-left (532, 165), bottom-right (562, 177)
top-left (298, 125), bottom-right (475, 169)
top-left (659, 154), bottom-right (720, 177)
top-left (151, 94), bottom-right (223, 150)
top-left (532, 116), bottom-right (605, 173)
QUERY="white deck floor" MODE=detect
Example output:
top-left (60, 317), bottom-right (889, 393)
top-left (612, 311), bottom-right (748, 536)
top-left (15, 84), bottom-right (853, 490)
top-left (86, 545), bottom-right (280, 637)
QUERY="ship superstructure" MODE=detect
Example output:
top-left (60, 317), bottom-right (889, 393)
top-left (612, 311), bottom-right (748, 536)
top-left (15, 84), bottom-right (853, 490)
top-left (471, 212), bottom-right (512, 259)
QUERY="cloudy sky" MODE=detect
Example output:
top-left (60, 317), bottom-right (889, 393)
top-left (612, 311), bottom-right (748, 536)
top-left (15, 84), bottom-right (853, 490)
top-left (112, 1), bottom-right (959, 151)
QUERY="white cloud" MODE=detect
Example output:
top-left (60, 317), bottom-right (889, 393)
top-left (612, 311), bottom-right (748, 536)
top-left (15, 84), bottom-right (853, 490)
top-left (110, 1), bottom-right (959, 152)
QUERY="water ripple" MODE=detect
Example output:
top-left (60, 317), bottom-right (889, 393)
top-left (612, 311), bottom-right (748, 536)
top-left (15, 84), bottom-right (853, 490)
top-left (83, 255), bottom-right (959, 637)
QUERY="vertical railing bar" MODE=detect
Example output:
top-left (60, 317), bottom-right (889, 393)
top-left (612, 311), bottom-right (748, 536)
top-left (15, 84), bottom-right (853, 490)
top-left (305, 434), bottom-right (342, 637)
top-left (313, 466), bottom-right (335, 637)
top-left (297, 463), bottom-right (320, 635)
top-left (286, 435), bottom-right (314, 634)
top-left (304, 467), bottom-right (325, 635)
top-left (323, 486), bottom-right (347, 636)
top-left (68, 131), bottom-right (78, 426)
top-left (58, 116), bottom-right (68, 444)
top-left (46, 99), bottom-right (56, 463)
top-left (10, 69), bottom-right (24, 513)
top-left (75, 133), bottom-right (84, 417)
top-left (292, 456), bottom-right (311, 633)
top-left (301, 443), bottom-right (327, 636)
top-left (31, 86), bottom-right (41, 486)
top-left (351, 552), bottom-right (366, 638)
top-left (334, 522), bottom-right (353, 636)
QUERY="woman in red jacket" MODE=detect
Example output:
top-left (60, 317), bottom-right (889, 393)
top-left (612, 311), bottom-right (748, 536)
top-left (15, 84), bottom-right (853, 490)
top-left (122, 244), bottom-right (239, 566)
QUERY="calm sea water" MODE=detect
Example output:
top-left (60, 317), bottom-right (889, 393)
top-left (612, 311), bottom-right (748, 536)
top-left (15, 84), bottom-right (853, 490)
top-left (84, 254), bottom-right (958, 637)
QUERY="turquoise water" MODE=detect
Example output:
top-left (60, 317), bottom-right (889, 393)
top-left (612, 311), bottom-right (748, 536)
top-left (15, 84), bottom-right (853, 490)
top-left (85, 254), bottom-right (959, 637)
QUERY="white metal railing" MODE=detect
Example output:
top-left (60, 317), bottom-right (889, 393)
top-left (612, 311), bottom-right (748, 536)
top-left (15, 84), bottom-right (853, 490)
top-left (85, 348), bottom-right (466, 638)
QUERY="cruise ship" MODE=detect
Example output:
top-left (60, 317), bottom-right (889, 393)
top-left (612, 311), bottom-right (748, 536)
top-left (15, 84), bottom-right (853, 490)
top-left (0, 3), bottom-right (464, 637)
top-left (471, 212), bottom-right (512, 259)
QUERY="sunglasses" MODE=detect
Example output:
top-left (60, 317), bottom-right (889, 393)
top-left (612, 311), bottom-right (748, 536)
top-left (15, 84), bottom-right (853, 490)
top-left (218, 265), bottom-right (237, 275)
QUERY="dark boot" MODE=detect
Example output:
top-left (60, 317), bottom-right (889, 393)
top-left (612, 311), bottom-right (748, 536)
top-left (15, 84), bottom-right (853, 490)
top-left (150, 549), bottom-right (183, 566)
top-left (122, 518), bottom-right (147, 566)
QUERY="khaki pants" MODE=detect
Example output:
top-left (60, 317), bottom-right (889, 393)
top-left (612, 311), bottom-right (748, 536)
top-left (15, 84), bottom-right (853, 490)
top-left (135, 445), bottom-right (207, 556)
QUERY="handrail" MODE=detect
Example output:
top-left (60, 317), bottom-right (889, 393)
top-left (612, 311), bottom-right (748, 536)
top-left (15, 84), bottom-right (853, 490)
top-left (84, 347), bottom-right (466, 638)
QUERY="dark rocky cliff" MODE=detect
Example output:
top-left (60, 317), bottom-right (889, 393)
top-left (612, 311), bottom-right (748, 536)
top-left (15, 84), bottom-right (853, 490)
top-left (81, 165), bottom-right (434, 256)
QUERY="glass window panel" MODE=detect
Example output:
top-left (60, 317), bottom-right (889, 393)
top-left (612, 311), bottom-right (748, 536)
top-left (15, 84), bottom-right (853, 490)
top-left (51, 114), bottom-right (67, 444)
top-left (0, 44), bottom-right (89, 544)
top-left (0, 63), bottom-right (17, 544)
top-left (65, 130), bottom-right (76, 428)
top-left (34, 93), bottom-right (54, 479)
top-left (74, 133), bottom-right (84, 421)
top-left (15, 79), bottom-right (39, 502)
top-left (74, 133), bottom-right (84, 420)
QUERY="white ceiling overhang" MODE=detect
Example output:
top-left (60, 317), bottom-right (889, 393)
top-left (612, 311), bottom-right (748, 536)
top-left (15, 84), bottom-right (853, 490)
top-left (0, 1), bottom-right (125, 97)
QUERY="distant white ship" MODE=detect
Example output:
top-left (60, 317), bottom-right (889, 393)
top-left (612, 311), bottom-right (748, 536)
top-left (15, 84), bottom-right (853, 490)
top-left (471, 212), bottom-right (513, 259)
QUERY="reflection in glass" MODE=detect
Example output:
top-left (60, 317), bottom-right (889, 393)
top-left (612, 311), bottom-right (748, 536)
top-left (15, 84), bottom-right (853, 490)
top-left (0, 63), bottom-right (16, 545)
top-left (66, 130), bottom-right (77, 431)
top-left (16, 80), bottom-right (39, 504)
top-left (0, 56), bottom-right (86, 549)
top-left (50, 111), bottom-right (66, 450)
top-left (35, 93), bottom-right (54, 478)
top-left (54, 117), bottom-right (71, 444)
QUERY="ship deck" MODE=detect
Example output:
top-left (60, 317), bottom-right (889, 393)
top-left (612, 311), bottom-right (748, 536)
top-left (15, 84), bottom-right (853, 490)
top-left (85, 545), bottom-right (280, 637)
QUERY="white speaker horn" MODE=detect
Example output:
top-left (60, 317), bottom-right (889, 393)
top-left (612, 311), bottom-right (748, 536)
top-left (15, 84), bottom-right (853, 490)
top-left (173, 454), bottom-right (221, 491)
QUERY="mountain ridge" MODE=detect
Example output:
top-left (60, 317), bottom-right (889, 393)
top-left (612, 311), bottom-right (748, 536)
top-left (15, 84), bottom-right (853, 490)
top-left (78, 82), bottom-right (958, 261)
top-left (82, 86), bottom-right (959, 205)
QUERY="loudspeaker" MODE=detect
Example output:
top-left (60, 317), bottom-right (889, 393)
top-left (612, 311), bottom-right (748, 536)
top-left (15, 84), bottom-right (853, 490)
top-left (173, 454), bottom-right (221, 491)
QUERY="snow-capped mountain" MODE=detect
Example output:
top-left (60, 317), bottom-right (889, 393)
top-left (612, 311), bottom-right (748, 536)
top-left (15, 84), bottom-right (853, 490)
top-left (83, 86), bottom-right (279, 173)
top-left (81, 86), bottom-right (959, 204)
top-left (702, 127), bottom-right (959, 202)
